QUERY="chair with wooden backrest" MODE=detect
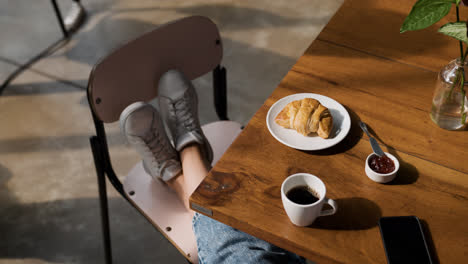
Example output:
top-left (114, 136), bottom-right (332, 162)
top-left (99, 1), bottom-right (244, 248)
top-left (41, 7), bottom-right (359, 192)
top-left (87, 16), bottom-right (242, 264)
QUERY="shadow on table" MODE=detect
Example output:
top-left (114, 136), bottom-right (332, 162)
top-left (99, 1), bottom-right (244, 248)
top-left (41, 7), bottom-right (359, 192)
top-left (305, 106), bottom-right (363, 156)
top-left (419, 219), bottom-right (440, 264)
top-left (313, 197), bottom-right (381, 230)
top-left (365, 124), bottom-right (419, 185)
top-left (386, 146), bottom-right (419, 185)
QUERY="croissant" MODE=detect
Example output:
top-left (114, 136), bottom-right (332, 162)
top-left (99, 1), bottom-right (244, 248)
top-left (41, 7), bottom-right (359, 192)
top-left (275, 98), bottom-right (333, 139)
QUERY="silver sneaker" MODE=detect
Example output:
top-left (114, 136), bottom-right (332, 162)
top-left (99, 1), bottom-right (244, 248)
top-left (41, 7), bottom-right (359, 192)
top-left (158, 70), bottom-right (213, 164)
top-left (120, 101), bottom-right (181, 181)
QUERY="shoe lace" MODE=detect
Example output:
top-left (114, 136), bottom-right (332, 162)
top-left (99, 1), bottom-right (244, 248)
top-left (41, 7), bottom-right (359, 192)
top-left (174, 98), bottom-right (197, 131)
top-left (136, 119), bottom-right (173, 170)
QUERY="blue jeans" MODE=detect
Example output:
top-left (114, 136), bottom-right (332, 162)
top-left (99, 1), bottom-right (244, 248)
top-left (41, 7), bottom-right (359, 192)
top-left (192, 213), bottom-right (306, 264)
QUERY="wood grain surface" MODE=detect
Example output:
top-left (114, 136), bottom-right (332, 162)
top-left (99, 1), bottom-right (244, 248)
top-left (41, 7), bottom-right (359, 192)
top-left (291, 40), bottom-right (468, 174)
top-left (319, 0), bottom-right (468, 72)
top-left (190, 0), bottom-right (468, 263)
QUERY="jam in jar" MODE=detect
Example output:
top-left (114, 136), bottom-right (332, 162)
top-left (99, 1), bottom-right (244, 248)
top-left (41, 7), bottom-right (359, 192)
top-left (368, 154), bottom-right (395, 174)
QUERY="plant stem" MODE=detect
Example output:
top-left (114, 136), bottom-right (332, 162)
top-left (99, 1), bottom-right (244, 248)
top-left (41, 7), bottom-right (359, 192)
top-left (456, 49), bottom-right (468, 100)
top-left (462, 48), bottom-right (468, 62)
top-left (461, 68), bottom-right (467, 125)
top-left (456, 5), bottom-right (464, 58)
top-left (455, 5), bottom-right (467, 125)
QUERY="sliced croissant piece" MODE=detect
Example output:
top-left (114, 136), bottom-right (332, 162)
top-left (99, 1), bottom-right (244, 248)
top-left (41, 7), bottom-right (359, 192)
top-left (288, 100), bottom-right (301, 129)
top-left (317, 106), bottom-right (333, 139)
top-left (275, 100), bottom-right (300, 129)
top-left (293, 98), bottom-right (319, 136)
top-left (275, 98), bottom-right (333, 139)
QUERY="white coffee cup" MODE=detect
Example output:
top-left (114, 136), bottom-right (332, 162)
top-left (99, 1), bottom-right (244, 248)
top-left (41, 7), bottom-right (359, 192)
top-left (281, 173), bottom-right (338, 226)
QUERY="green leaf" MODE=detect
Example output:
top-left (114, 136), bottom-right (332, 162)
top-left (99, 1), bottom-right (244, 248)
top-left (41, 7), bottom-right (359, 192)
top-left (438, 22), bottom-right (468, 43)
top-left (400, 0), bottom-right (455, 33)
top-left (456, 0), bottom-right (461, 5)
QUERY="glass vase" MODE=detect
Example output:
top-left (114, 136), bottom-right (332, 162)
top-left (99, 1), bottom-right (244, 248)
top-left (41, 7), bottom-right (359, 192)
top-left (430, 58), bottom-right (468, 130)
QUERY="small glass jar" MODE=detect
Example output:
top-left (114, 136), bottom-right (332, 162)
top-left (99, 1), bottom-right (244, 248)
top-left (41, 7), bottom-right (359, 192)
top-left (431, 58), bottom-right (468, 130)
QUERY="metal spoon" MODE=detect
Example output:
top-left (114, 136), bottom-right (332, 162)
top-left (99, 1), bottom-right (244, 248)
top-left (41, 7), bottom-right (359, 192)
top-left (359, 121), bottom-right (385, 157)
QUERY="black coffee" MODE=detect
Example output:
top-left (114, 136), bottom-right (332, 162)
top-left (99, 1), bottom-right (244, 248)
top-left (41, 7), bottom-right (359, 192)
top-left (286, 185), bottom-right (319, 205)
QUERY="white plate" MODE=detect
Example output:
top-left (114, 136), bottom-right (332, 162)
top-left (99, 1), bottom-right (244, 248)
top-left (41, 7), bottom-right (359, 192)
top-left (266, 93), bottom-right (351, 151)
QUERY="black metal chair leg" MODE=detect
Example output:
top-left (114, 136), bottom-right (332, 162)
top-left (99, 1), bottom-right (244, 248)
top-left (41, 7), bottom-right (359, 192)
top-left (213, 65), bottom-right (228, 120)
top-left (50, 0), bottom-right (69, 38)
top-left (90, 136), bottom-right (113, 264)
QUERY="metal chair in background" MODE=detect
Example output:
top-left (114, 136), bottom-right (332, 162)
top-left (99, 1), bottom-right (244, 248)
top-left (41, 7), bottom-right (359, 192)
top-left (87, 16), bottom-right (242, 263)
top-left (0, 0), bottom-right (86, 94)
top-left (50, 0), bottom-right (86, 38)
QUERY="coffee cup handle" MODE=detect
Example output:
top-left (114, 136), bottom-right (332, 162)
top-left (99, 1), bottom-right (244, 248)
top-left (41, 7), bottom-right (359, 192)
top-left (320, 198), bottom-right (338, 216)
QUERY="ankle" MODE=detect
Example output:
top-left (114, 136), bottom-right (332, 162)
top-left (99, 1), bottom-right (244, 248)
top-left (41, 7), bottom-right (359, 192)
top-left (180, 143), bottom-right (203, 158)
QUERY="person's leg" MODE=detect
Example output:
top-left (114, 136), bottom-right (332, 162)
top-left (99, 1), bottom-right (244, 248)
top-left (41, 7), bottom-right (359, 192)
top-left (119, 69), bottom-right (305, 264)
top-left (155, 69), bottom-right (306, 264)
top-left (193, 213), bottom-right (305, 264)
top-left (166, 144), bottom-right (209, 212)
top-left (164, 142), bottom-right (305, 264)
top-left (158, 68), bottom-right (215, 210)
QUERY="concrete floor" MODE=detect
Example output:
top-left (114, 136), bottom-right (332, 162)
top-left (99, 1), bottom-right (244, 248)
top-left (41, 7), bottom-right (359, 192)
top-left (0, 0), bottom-right (343, 263)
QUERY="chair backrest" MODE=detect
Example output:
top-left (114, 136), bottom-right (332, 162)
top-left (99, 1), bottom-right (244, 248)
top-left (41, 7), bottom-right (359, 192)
top-left (87, 16), bottom-right (223, 123)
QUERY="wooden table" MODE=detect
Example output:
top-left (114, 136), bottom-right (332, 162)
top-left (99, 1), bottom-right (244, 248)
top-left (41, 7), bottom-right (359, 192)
top-left (190, 0), bottom-right (468, 263)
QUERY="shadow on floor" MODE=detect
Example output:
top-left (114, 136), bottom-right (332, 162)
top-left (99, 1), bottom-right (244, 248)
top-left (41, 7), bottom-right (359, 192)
top-left (162, 3), bottom-right (328, 30)
top-left (0, 2), bottom-right (342, 264)
top-left (3, 16), bottom-right (300, 125)
top-left (0, 169), bottom-right (185, 263)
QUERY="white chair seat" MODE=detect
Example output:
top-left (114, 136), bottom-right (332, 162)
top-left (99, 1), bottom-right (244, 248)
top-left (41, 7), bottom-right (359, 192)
top-left (123, 120), bottom-right (242, 263)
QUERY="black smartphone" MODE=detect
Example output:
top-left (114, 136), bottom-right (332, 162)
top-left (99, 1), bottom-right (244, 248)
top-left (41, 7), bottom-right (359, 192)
top-left (378, 216), bottom-right (433, 264)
